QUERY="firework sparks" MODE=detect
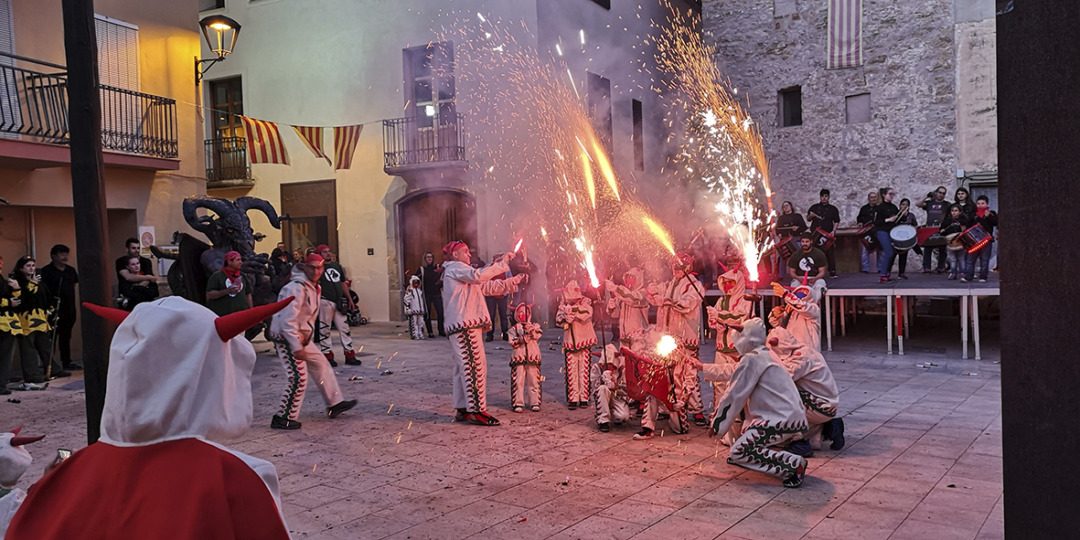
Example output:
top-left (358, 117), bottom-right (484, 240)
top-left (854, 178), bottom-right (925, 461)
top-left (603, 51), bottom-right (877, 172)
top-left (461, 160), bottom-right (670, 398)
top-left (642, 215), bottom-right (677, 256)
top-left (656, 335), bottom-right (678, 357)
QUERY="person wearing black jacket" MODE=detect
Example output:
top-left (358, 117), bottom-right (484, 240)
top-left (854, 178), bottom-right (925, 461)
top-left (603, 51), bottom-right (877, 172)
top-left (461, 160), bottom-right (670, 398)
top-left (415, 251), bottom-right (445, 337)
top-left (874, 188), bottom-right (901, 283)
top-left (940, 204), bottom-right (973, 280)
top-left (965, 195), bottom-right (999, 282)
top-left (39, 244), bottom-right (80, 370)
top-left (954, 187), bottom-right (976, 220)
top-left (14, 256), bottom-right (68, 379)
top-left (807, 189), bottom-right (841, 277)
top-left (883, 199), bottom-right (920, 279)
top-left (856, 192), bottom-right (880, 273)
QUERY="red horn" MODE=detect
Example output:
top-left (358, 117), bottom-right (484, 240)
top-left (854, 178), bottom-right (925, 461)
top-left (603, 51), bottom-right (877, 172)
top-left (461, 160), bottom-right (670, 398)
top-left (11, 434), bottom-right (45, 446)
top-left (10, 426), bottom-right (21, 435)
top-left (82, 302), bottom-right (130, 326)
top-left (215, 296), bottom-right (295, 342)
top-left (802, 270), bottom-right (809, 287)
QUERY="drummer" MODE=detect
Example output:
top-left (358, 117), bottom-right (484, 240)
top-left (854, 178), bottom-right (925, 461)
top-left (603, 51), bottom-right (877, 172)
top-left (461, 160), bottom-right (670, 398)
top-left (874, 188), bottom-right (901, 284)
top-left (787, 232), bottom-right (827, 296)
top-left (856, 192), bottom-right (880, 273)
top-left (807, 189), bottom-right (840, 278)
top-left (774, 201), bottom-right (808, 278)
top-left (882, 198), bottom-right (920, 279)
top-left (964, 195), bottom-right (998, 283)
top-left (917, 186), bottom-right (950, 274)
top-left (939, 203), bottom-right (972, 281)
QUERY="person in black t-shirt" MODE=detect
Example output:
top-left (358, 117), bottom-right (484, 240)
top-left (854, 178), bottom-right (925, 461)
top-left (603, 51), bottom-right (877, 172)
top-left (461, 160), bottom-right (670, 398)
top-left (965, 195), bottom-right (999, 282)
top-left (807, 189), bottom-right (841, 277)
top-left (874, 187), bottom-right (901, 283)
top-left (415, 251), bottom-right (445, 337)
top-left (856, 192), bottom-right (880, 273)
top-left (917, 186), bottom-right (951, 274)
top-left (39, 244), bottom-right (80, 370)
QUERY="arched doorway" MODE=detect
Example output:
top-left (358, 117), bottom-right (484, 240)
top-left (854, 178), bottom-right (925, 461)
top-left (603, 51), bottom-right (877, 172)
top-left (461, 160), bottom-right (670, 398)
top-left (397, 189), bottom-right (477, 276)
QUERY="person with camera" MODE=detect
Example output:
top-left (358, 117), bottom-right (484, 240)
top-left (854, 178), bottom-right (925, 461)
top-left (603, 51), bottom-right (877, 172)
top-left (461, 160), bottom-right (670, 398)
top-left (13, 256), bottom-right (68, 380)
top-left (314, 245), bottom-right (358, 366)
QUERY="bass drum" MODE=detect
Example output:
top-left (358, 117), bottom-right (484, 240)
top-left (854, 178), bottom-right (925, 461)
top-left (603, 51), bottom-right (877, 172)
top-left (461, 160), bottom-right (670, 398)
top-left (889, 225), bottom-right (918, 251)
top-left (857, 224), bottom-right (880, 251)
top-left (776, 237), bottom-right (801, 260)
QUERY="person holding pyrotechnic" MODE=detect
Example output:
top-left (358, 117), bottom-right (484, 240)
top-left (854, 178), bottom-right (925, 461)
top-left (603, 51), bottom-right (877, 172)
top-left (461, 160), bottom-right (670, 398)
top-left (556, 280), bottom-right (597, 410)
top-left (767, 327), bottom-right (844, 455)
top-left (769, 281), bottom-right (822, 353)
top-left (268, 254), bottom-right (357, 430)
top-left (605, 266), bottom-right (649, 354)
top-left (647, 253), bottom-right (707, 426)
top-left (691, 318), bottom-right (809, 488)
top-left (705, 261), bottom-right (753, 428)
top-left (403, 275), bottom-right (427, 340)
top-left (442, 241), bottom-right (525, 426)
top-left (592, 344), bottom-right (629, 432)
top-left (628, 330), bottom-right (688, 439)
top-left (508, 302), bottom-right (543, 413)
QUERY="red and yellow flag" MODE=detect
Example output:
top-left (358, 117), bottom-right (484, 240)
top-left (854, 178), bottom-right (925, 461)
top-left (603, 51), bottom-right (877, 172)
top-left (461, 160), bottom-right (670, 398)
top-left (240, 116), bottom-right (289, 165)
top-left (333, 124), bottom-right (363, 170)
top-left (292, 125), bottom-right (331, 165)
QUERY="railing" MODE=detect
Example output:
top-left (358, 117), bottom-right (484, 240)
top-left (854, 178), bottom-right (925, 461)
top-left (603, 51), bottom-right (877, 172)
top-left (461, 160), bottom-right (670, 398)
top-left (0, 52), bottom-right (178, 159)
top-left (383, 112), bottom-right (466, 170)
top-left (205, 136), bottom-right (251, 184)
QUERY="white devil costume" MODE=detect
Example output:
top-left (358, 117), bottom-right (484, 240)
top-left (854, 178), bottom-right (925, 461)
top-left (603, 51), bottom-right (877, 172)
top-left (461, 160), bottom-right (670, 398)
top-left (769, 282), bottom-right (822, 353)
top-left (606, 267), bottom-right (649, 353)
top-left (508, 303), bottom-right (543, 411)
top-left (592, 344), bottom-right (630, 430)
top-left (768, 327), bottom-right (841, 449)
top-left (556, 280), bottom-right (597, 407)
top-left (647, 256), bottom-right (706, 422)
top-left (404, 275), bottom-right (427, 340)
top-left (441, 241), bottom-right (523, 425)
top-left (0, 427), bottom-right (44, 538)
top-left (702, 318), bottom-right (809, 488)
top-left (269, 256), bottom-right (355, 429)
top-left (8, 297), bottom-right (292, 538)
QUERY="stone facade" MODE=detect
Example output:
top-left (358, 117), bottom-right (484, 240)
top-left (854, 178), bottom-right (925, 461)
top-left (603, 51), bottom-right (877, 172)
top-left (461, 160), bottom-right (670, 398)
top-left (703, 0), bottom-right (997, 232)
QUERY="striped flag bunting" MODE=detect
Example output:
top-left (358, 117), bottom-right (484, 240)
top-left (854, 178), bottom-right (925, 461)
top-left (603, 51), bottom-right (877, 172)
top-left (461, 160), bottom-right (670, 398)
top-left (333, 124), bottom-right (364, 170)
top-left (292, 125), bottom-right (331, 165)
top-left (827, 0), bottom-right (863, 69)
top-left (240, 116), bottom-right (289, 165)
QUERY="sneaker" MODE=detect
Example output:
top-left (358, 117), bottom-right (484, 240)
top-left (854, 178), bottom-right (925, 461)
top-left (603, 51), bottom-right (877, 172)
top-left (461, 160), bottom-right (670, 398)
top-left (829, 418), bottom-right (846, 450)
top-left (578, 401), bottom-right (589, 409)
top-left (50, 371), bottom-right (72, 380)
top-left (14, 382), bottom-right (47, 391)
top-left (898, 273), bottom-right (908, 279)
top-left (568, 402), bottom-right (577, 410)
top-left (785, 439), bottom-right (815, 458)
top-left (327, 399), bottom-right (358, 419)
top-left (959, 277), bottom-right (968, 283)
top-left (454, 408), bottom-right (468, 422)
top-left (513, 406), bottom-right (524, 413)
top-left (879, 276), bottom-right (892, 284)
top-left (270, 415), bottom-right (302, 430)
top-left (530, 405), bottom-right (540, 412)
top-left (692, 413), bottom-right (708, 427)
top-left (829, 271), bottom-right (838, 278)
top-left (598, 422), bottom-right (611, 432)
top-left (979, 278), bottom-right (987, 283)
top-left (947, 274), bottom-right (957, 280)
top-left (345, 349), bottom-right (361, 366)
top-left (501, 333), bottom-right (509, 341)
top-left (324, 351), bottom-right (337, 367)
top-left (783, 465), bottom-right (806, 488)
top-left (633, 429), bottom-right (654, 440)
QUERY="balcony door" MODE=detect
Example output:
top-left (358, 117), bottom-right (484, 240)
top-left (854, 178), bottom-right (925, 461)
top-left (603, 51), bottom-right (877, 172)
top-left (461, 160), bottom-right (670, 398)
top-left (398, 190), bottom-right (476, 276)
top-left (208, 77), bottom-right (247, 181)
top-left (403, 42), bottom-right (459, 164)
top-left (281, 180), bottom-right (337, 255)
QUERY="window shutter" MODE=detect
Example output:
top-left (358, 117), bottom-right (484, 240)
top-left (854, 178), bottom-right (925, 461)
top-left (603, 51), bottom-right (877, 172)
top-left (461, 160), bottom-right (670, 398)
top-left (0, 0), bottom-right (14, 61)
top-left (94, 15), bottom-right (140, 91)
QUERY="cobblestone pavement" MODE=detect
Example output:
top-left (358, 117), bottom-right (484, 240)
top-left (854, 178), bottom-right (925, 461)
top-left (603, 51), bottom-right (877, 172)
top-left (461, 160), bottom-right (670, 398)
top-left (4, 314), bottom-right (1002, 539)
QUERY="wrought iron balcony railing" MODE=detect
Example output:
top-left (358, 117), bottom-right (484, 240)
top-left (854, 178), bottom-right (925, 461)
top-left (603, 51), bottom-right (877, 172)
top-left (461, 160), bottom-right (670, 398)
top-left (0, 52), bottom-right (178, 159)
top-left (204, 136), bottom-right (251, 185)
top-left (383, 112), bottom-right (466, 171)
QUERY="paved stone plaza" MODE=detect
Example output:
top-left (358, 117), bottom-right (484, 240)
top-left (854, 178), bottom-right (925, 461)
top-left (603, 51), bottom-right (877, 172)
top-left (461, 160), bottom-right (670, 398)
top-left (5, 313), bottom-right (1002, 539)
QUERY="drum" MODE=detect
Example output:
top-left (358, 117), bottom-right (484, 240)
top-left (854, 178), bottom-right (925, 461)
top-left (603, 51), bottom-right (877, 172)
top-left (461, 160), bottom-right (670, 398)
top-left (945, 232), bottom-right (965, 251)
top-left (889, 225), bottom-right (918, 251)
top-left (776, 237), bottom-right (801, 260)
top-left (812, 227), bottom-right (835, 251)
top-left (916, 227), bottom-right (946, 247)
top-left (959, 224), bottom-right (991, 253)
top-left (857, 224), bottom-right (880, 251)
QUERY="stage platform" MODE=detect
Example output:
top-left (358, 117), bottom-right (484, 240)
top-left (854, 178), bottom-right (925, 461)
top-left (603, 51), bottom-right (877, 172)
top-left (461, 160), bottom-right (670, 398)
top-left (701, 271), bottom-right (999, 360)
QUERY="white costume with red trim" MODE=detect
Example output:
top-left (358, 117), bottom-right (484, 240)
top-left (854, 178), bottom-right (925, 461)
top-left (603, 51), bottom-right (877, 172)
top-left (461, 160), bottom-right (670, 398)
top-left (769, 285), bottom-right (822, 352)
top-left (7, 297), bottom-right (289, 539)
top-left (702, 318), bottom-right (808, 484)
top-left (508, 304), bottom-right (543, 409)
top-left (648, 271), bottom-right (705, 418)
top-left (404, 275), bottom-right (427, 340)
top-left (556, 281), bottom-right (597, 404)
top-left (606, 267), bottom-right (649, 353)
top-left (768, 327), bottom-right (839, 446)
top-left (592, 344), bottom-right (630, 426)
top-left (442, 259), bottom-right (522, 414)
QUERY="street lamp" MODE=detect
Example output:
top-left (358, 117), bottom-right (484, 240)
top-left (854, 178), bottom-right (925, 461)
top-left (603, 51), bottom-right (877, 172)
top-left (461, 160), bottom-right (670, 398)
top-left (195, 14), bottom-right (241, 84)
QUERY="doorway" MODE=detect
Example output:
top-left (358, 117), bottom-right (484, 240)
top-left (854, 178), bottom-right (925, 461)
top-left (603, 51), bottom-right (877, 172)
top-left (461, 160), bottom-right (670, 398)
top-left (281, 180), bottom-right (337, 256)
top-left (397, 189), bottom-right (476, 275)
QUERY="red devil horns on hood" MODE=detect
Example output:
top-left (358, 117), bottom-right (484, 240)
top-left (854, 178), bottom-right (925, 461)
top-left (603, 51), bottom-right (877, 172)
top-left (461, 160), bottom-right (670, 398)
top-left (215, 296), bottom-right (295, 342)
top-left (83, 297), bottom-right (296, 342)
top-left (8, 426), bottom-right (45, 446)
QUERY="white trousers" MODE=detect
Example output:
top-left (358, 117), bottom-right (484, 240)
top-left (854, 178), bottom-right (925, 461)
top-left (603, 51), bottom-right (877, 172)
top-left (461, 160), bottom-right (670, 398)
top-left (273, 338), bottom-right (344, 419)
top-left (510, 363), bottom-right (542, 408)
top-left (594, 385), bottom-right (630, 424)
top-left (449, 328), bottom-right (488, 413)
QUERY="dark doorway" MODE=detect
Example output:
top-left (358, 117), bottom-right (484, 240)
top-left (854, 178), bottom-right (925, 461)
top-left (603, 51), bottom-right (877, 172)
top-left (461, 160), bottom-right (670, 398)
top-left (398, 189), bottom-right (476, 276)
top-left (281, 180), bottom-right (337, 255)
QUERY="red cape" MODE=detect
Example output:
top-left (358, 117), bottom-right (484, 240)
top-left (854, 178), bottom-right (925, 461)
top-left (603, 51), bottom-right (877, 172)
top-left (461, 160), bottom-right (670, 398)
top-left (6, 438), bottom-right (288, 540)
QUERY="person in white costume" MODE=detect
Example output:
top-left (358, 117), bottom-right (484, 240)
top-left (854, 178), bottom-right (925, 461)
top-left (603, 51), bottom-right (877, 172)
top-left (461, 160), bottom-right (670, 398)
top-left (403, 275), bottom-right (427, 340)
top-left (647, 253), bottom-right (707, 426)
top-left (556, 280), bottom-right (597, 410)
top-left (767, 327), bottom-right (845, 454)
top-left (592, 344), bottom-right (630, 432)
top-left (507, 303), bottom-right (543, 413)
top-left (606, 267), bottom-right (650, 354)
top-left (769, 281), bottom-right (822, 353)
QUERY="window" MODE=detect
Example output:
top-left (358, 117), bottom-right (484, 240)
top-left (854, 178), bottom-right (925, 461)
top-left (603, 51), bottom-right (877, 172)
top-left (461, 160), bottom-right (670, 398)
top-left (632, 99), bottom-right (644, 171)
top-left (587, 71), bottom-right (612, 151)
top-left (845, 93), bottom-right (871, 124)
top-left (95, 15), bottom-right (139, 91)
top-left (778, 86), bottom-right (802, 127)
top-left (210, 77), bottom-right (243, 138)
top-left (404, 42), bottom-right (455, 128)
top-left (589, 0), bottom-right (612, 8)
top-left (199, 0), bottom-right (225, 11)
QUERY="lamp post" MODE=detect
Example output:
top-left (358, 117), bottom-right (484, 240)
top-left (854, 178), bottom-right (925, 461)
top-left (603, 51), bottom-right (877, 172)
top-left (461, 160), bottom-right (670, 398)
top-left (195, 14), bottom-right (241, 84)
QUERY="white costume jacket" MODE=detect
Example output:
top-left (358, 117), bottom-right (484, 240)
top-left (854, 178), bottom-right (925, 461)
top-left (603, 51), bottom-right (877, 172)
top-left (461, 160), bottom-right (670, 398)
top-left (768, 327), bottom-right (838, 422)
top-left (441, 260), bottom-right (518, 334)
top-left (648, 273), bottom-right (703, 347)
top-left (509, 321), bottom-right (543, 365)
top-left (270, 265), bottom-right (321, 350)
top-left (557, 298), bottom-right (597, 350)
top-left (768, 286), bottom-right (821, 352)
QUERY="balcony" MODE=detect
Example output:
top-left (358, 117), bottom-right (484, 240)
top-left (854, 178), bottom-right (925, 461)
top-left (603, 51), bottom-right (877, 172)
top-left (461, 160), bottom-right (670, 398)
top-left (382, 112), bottom-right (466, 175)
top-left (205, 136), bottom-right (253, 189)
top-left (0, 52), bottom-right (178, 170)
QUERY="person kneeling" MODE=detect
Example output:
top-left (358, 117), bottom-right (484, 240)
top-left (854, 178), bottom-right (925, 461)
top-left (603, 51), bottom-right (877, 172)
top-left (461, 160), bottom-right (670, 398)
top-left (767, 328), bottom-right (844, 456)
top-left (592, 344), bottom-right (630, 432)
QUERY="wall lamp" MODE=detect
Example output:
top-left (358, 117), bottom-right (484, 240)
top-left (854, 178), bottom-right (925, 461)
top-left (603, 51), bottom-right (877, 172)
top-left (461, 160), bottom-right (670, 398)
top-left (196, 14), bottom-right (241, 84)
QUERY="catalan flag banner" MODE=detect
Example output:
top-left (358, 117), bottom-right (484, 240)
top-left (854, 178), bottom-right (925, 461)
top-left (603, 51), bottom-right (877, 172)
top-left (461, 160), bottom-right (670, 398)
top-left (292, 125), bottom-right (331, 165)
top-left (333, 124), bottom-right (363, 170)
top-left (241, 116), bottom-right (289, 165)
top-left (827, 0), bottom-right (863, 69)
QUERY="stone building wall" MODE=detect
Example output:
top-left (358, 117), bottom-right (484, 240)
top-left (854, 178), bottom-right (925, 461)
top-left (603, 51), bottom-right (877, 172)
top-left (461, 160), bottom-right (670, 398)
top-left (702, 0), bottom-right (996, 230)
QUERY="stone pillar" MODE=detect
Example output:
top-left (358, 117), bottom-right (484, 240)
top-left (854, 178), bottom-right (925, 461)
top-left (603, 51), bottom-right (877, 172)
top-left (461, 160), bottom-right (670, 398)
top-left (998, 3), bottom-right (1080, 535)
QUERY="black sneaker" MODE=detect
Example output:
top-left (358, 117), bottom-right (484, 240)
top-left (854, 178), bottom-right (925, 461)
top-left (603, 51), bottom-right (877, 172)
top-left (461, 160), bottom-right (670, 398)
top-left (598, 422), bottom-right (611, 433)
top-left (786, 439), bottom-right (814, 458)
top-left (270, 415), bottom-right (302, 430)
top-left (327, 399), bottom-right (358, 418)
top-left (578, 401), bottom-right (589, 409)
top-left (50, 371), bottom-right (73, 380)
top-left (783, 469), bottom-right (805, 488)
top-left (484, 334), bottom-right (494, 342)
top-left (829, 418), bottom-right (846, 450)
top-left (345, 358), bottom-right (362, 366)
top-left (829, 271), bottom-right (838, 278)
top-left (568, 402), bottom-right (577, 410)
